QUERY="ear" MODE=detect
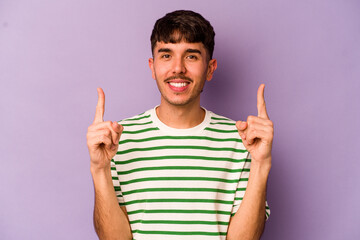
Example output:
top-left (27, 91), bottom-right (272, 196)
top-left (148, 58), bottom-right (156, 80)
top-left (206, 59), bottom-right (217, 81)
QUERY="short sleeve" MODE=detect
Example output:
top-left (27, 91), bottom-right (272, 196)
top-left (231, 153), bottom-right (271, 220)
top-left (111, 158), bottom-right (125, 205)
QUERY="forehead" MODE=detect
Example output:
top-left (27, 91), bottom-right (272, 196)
top-left (153, 41), bottom-right (206, 54)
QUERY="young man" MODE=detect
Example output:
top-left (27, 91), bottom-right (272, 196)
top-left (87, 10), bottom-right (273, 240)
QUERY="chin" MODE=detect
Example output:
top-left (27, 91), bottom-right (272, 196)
top-left (163, 97), bottom-right (192, 106)
top-left (161, 92), bottom-right (200, 107)
top-left (168, 101), bottom-right (190, 106)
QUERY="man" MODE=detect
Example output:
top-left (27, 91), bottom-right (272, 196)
top-left (87, 10), bottom-right (273, 240)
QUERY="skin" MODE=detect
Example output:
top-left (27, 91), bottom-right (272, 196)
top-left (148, 41), bottom-right (217, 128)
top-left (237, 84), bottom-right (273, 166)
top-left (227, 84), bottom-right (273, 240)
top-left (86, 40), bottom-right (273, 240)
top-left (87, 88), bottom-right (132, 240)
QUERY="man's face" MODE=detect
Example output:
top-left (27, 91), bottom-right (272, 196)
top-left (149, 41), bottom-right (217, 107)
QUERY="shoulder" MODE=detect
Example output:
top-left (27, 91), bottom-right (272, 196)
top-left (118, 109), bottom-right (153, 125)
top-left (117, 108), bottom-right (160, 137)
top-left (206, 110), bottom-right (237, 127)
top-left (207, 110), bottom-right (236, 123)
top-left (203, 109), bottom-right (240, 137)
top-left (204, 110), bottom-right (247, 153)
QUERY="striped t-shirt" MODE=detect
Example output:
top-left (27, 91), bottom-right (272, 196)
top-left (111, 107), bottom-right (270, 240)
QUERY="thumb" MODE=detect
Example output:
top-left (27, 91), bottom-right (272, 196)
top-left (236, 121), bottom-right (249, 145)
top-left (236, 121), bottom-right (247, 131)
top-left (110, 122), bottom-right (123, 150)
top-left (112, 121), bottom-right (123, 141)
top-left (112, 121), bottom-right (122, 133)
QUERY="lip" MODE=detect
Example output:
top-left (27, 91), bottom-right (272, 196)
top-left (165, 79), bottom-right (191, 83)
top-left (167, 80), bottom-right (190, 92)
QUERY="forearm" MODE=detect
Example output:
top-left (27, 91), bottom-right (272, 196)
top-left (92, 167), bottom-right (132, 240)
top-left (227, 162), bottom-right (270, 240)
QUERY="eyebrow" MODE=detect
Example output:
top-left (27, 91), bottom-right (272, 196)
top-left (185, 49), bottom-right (202, 55)
top-left (158, 48), bottom-right (172, 53)
top-left (157, 48), bottom-right (202, 55)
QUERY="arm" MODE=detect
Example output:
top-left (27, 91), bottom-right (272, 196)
top-left (227, 84), bottom-right (273, 239)
top-left (92, 167), bottom-right (132, 240)
top-left (87, 88), bottom-right (132, 240)
top-left (226, 161), bottom-right (270, 240)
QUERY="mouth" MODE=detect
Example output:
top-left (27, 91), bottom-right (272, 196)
top-left (169, 81), bottom-right (189, 87)
top-left (164, 75), bottom-right (192, 92)
top-left (166, 80), bottom-right (190, 92)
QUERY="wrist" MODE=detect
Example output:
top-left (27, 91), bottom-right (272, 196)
top-left (250, 160), bottom-right (271, 176)
top-left (90, 164), bottom-right (114, 190)
top-left (90, 163), bottom-right (111, 176)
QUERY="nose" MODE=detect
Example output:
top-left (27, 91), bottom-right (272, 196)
top-left (172, 57), bottom-right (186, 74)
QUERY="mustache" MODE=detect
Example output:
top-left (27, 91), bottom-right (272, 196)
top-left (164, 75), bottom-right (193, 82)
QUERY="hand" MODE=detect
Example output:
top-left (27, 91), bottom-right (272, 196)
top-left (236, 84), bottom-right (274, 166)
top-left (86, 88), bottom-right (123, 171)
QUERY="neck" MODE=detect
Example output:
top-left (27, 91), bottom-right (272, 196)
top-left (156, 98), bottom-right (205, 129)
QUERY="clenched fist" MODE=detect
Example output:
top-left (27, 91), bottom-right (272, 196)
top-left (86, 88), bottom-right (123, 171)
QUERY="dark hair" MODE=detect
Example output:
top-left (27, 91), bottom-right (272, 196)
top-left (150, 10), bottom-right (215, 60)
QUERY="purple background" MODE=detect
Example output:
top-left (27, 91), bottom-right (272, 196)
top-left (1, 0), bottom-right (359, 239)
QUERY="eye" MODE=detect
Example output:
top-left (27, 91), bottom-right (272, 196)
top-left (161, 54), bottom-right (171, 59)
top-left (187, 55), bottom-right (198, 60)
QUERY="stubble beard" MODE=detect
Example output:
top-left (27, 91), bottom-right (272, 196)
top-left (157, 79), bottom-right (206, 107)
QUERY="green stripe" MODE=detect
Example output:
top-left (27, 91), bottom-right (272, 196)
top-left (115, 155), bottom-right (250, 165)
top-left (121, 121), bottom-right (153, 126)
top-left (211, 117), bottom-right (232, 121)
top-left (205, 127), bottom-right (238, 133)
top-left (123, 114), bottom-right (150, 121)
top-left (122, 127), bottom-right (159, 134)
top-left (114, 186), bottom-right (121, 191)
top-left (210, 122), bottom-right (236, 126)
top-left (124, 198), bottom-right (233, 206)
top-left (122, 187), bottom-right (237, 196)
top-left (118, 166), bottom-right (250, 175)
top-left (120, 176), bottom-right (241, 185)
top-left (130, 219), bottom-right (228, 225)
top-left (132, 229), bottom-right (227, 236)
top-left (119, 135), bottom-right (242, 144)
top-left (127, 209), bottom-right (231, 216)
top-left (117, 145), bottom-right (247, 155)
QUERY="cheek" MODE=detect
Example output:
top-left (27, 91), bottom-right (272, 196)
top-left (152, 71), bottom-right (157, 80)
top-left (188, 63), bottom-right (206, 77)
top-left (154, 62), bottom-right (170, 77)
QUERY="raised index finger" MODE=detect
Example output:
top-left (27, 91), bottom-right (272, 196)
top-left (257, 84), bottom-right (269, 119)
top-left (94, 88), bottom-right (105, 123)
